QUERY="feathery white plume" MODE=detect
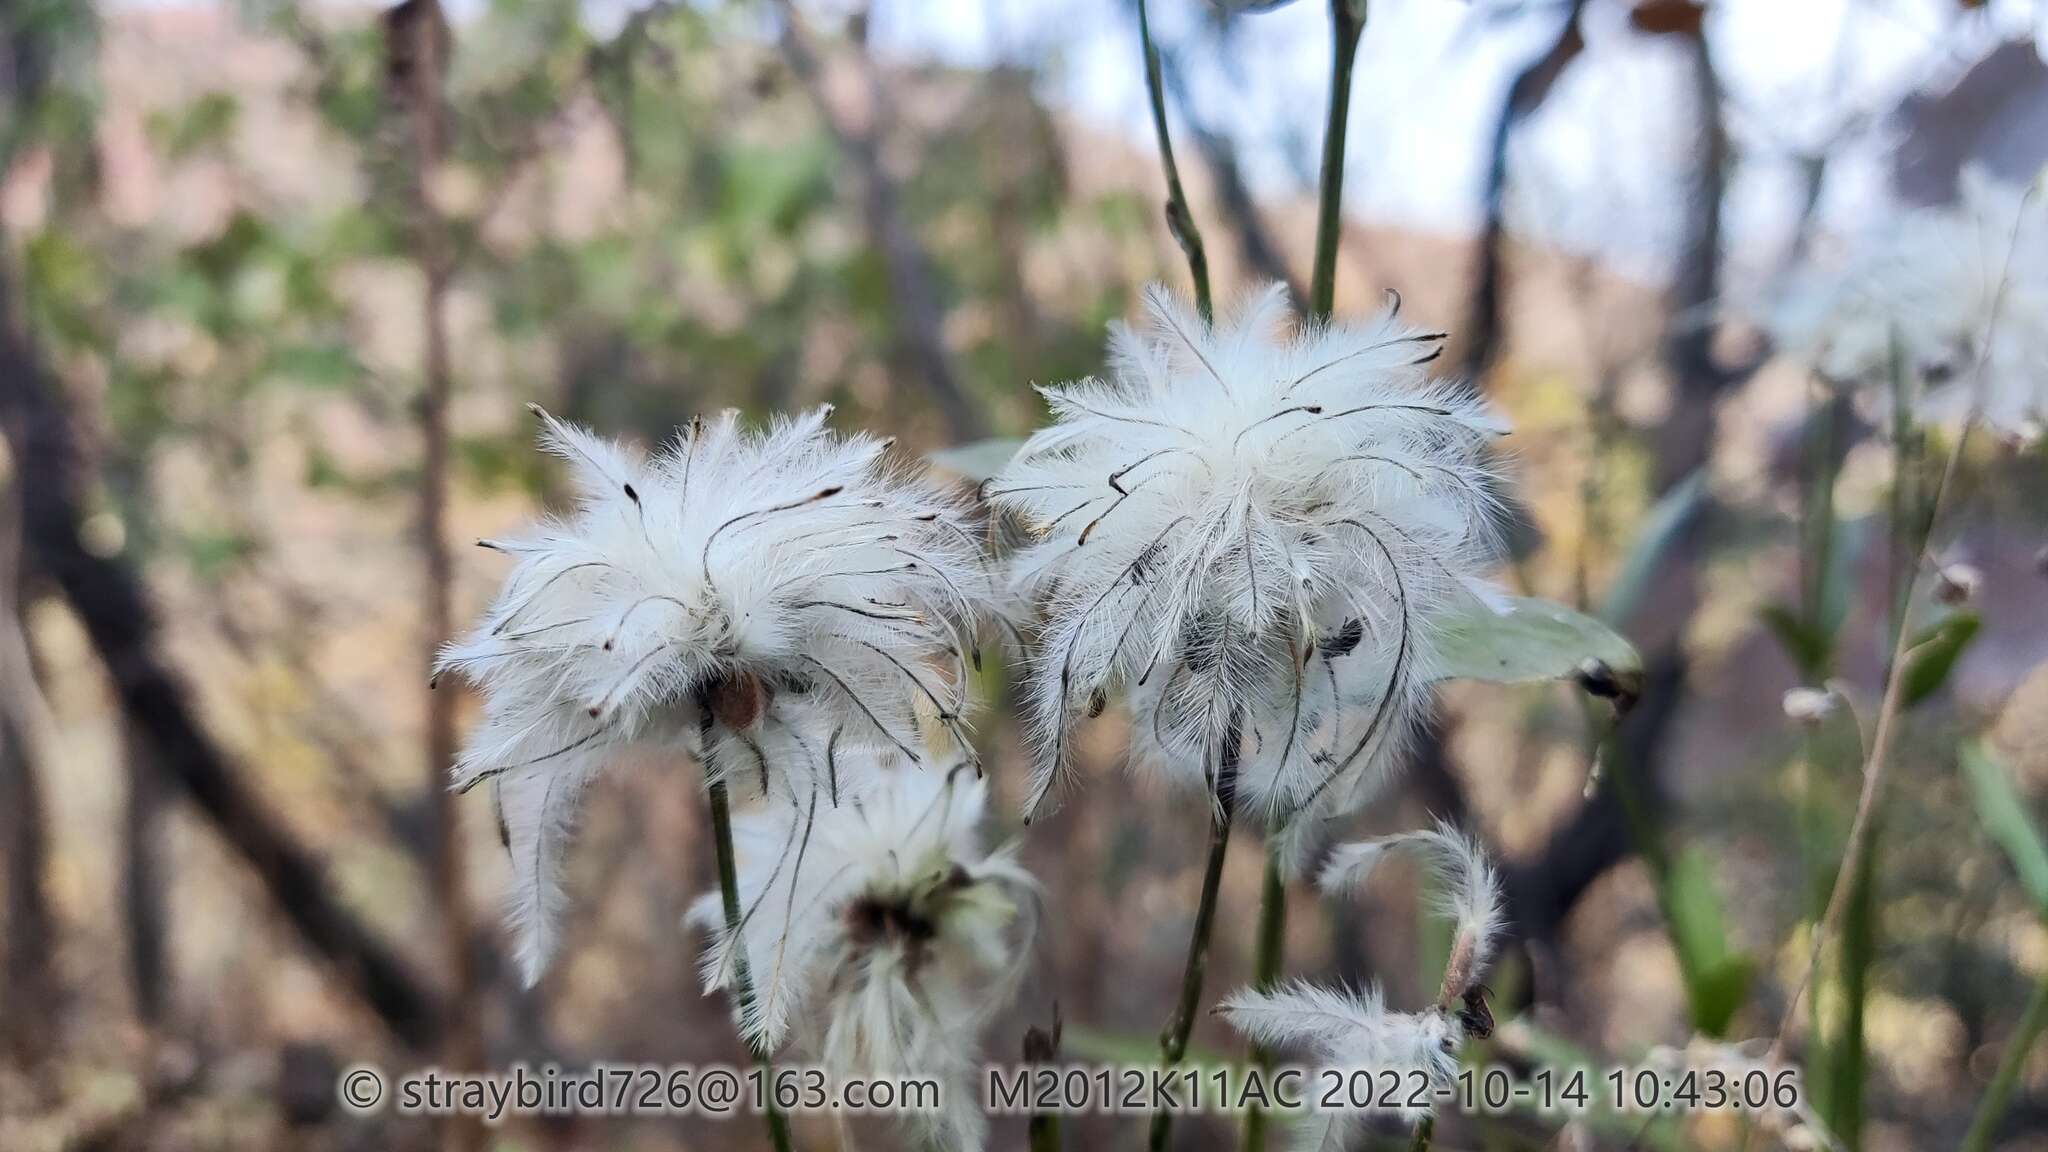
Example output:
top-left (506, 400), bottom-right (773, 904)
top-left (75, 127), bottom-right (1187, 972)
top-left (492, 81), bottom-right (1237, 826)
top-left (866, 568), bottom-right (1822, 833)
top-left (1318, 820), bottom-right (1504, 999)
top-left (440, 405), bottom-right (992, 983)
top-left (1219, 981), bottom-right (1459, 1150)
top-left (987, 283), bottom-right (1506, 829)
top-left (1768, 168), bottom-right (2048, 433)
top-left (688, 761), bottom-right (1036, 1152)
top-left (1220, 821), bottom-right (1505, 1149)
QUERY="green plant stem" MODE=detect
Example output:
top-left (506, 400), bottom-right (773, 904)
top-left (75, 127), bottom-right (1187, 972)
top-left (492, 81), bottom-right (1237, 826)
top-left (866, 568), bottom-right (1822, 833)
top-left (1308, 0), bottom-right (1367, 321)
top-left (1240, 847), bottom-right (1287, 1152)
top-left (1242, 11), bottom-right (1363, 1145)
top-left (709, 777), bottom-right (796, 1152)
top-left (1148, 727), bottom-right (1242, 1152)
top-left (1136, 0), bottom-right (1212, 321)
top-left (1407, 1113), bottom-right (1436, 1152)
top-left (1028, 1105), bottom-right (1061, 1152)
top-left (1960, 968), bottom-right (2048, 1152)
top-left (1826, 807), bottom-right (1878, 1149)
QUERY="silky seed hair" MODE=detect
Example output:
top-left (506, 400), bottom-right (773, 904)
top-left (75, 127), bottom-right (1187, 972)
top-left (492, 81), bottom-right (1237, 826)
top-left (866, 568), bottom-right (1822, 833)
top-left (439, 404), bottom-right (993, 983)
top-left (987, 282), bottom-right (1507, 833)
top-left (688, 760), bottom-right (1036, 1152)
top-left (1220, 821), bottom-right (1506, 1151)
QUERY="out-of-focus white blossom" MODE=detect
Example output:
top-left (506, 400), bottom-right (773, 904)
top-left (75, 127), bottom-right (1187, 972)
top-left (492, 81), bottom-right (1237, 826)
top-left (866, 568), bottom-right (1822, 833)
top-left (1781, 686), bottom-right (1837, 726)
top-left (987, 284), bottom-right (1506, 838)
top-left (689, 762), bottom-right (1035, 1152)
top-left (1222, 821), bottom-right (1505, 1150)
top-left (439, 405), bottom-right (991, 983)
top-left (1768, 168), bottom-right (2048, 433)
top-left (1934, 560), bottom-right (1982, 606)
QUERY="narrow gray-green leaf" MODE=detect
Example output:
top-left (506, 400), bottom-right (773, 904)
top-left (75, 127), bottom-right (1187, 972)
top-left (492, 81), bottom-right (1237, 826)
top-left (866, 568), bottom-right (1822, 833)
top-left (1432, 594), bottom-right (1641, 685)
top-left (1600, 469), bottom-right (1706, 626)
top-left (1962, 742), bottom-right (2048, 914)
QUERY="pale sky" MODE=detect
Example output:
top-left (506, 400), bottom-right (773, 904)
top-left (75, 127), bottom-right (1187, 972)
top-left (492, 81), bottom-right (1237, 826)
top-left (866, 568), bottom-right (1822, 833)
top-left (865, 0), bottom-right (2045, 283)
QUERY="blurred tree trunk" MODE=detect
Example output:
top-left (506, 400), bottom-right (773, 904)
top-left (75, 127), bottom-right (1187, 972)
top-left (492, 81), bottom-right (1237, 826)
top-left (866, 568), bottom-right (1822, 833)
top-left (1457, 0), bottom-right (1586, 381)
top-left (0, 253), bottom-right (443, 1052)
top-left (1501, 18), bottom-right (1738, 979)
top-left (0, 481), bottom-right (55, 1066)
top-left (122, 722), bottom-right (168, 1028)
top-left (0, 706), bottom-right (53, 1066)
top-left (776, 2), bottom-right (989, 442)
top-left (1158, 38), bottom-right (1304, 305)
top-left (987, 64), bottom-right (1048, 388)
top-left (384, 1), bottom-right (484, 1144)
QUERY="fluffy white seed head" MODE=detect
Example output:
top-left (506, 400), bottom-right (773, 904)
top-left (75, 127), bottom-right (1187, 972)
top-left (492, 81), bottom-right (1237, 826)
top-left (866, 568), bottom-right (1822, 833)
top-left (688, 760), bottom-right (1035, 1152)
top-left (440, 405), bottom-right (992, 983)
top-left (987, 283), bottom-right (1507, 828)
top-left (1768, 168), bottom-right (2048, 434)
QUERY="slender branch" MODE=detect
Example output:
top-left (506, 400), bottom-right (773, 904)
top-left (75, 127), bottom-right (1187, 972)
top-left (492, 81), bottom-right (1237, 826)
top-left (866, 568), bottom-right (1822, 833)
top-left (386, 2), bottom-right (483, 1132)
top-left (1960, 968), bottom-right (2048, 1152)
top-left (708, 772), bottom-right (796, 1152)
top-left (1148, 717), bottom-right (1242, 1152)
top-left (1, 265), bottom-right (444, 1051)
top-left (1308, 0), bottom-right (1367, 322)
top-left (1457, 0), bottom-right (1586, 378)
top-left (1136, 0), bottom-right (1212, 322)
top-left (774, 2), bottom-right (987, 440)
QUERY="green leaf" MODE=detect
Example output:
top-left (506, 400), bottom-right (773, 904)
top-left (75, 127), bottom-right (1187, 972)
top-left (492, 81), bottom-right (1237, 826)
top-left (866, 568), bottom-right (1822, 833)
top-left (927, 437), bottom-right (1025, 483)
top-left (1431, 595), bottom-right (1641, 687)
top-left (1760, 602), bottom-right (1830, 676)
top-left (1600, 468), bottom-right (1706, 626)
top-left (1659, 846), bottom-right (1753, 1037)
top-left (1962, 742), bottom-right (2048, 914)
top-left (1901, 611), bottom-right (1980, 706)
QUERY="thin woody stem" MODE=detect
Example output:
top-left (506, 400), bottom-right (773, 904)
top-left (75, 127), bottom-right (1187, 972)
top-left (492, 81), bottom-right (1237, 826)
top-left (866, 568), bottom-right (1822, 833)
top-left (1137, 0), bottom-right (1212, 322)
top-left (708, 768), bottom-right (796, 1152)
top-left (1148, 716), bottom-right (1242, 1152)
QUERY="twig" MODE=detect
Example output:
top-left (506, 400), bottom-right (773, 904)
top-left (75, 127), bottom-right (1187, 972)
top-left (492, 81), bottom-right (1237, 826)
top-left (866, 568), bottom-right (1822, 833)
top-left (708, 773), bottom-right (797, 1152)
top-left (1136, 0), bottom-right (1212, 322)
top-left (1148, 718), bottom-right (1242, 1152)
top-left (774, 1), bottom-right (988, 440)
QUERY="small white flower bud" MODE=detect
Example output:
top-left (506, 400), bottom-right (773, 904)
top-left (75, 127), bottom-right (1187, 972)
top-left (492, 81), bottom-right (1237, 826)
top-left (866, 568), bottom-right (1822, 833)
top-left (1934, 562), bottom-right (1982, 606)
top-left (1782, 687), bottom-right (1836, 726)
